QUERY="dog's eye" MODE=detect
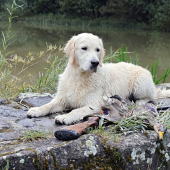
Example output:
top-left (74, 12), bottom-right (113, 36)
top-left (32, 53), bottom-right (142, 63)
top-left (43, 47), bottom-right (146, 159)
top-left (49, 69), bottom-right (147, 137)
top-left (96, 48), bottom-right (100, 52)
top-left (82, 47), bottom-right (87, 51)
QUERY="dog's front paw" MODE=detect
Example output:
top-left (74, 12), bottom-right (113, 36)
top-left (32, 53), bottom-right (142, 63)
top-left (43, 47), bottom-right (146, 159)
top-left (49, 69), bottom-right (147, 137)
top-left (27, 107), bottom-right (43, 118)
top-left (55, 114), bottom-right (74, 125)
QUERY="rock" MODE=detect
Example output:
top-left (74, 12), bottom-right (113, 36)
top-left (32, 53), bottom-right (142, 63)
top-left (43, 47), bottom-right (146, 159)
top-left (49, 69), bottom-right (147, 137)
top-left (0, 105), bottom-right (27, 119)
top-left (15, 93), bottom-right (55, 107)
top-left (0, 86), bottom-right (170, 169)
top-left (159, 83), bottom-right (170, 90)
top-left (0, 97), bottom-right (8, 105)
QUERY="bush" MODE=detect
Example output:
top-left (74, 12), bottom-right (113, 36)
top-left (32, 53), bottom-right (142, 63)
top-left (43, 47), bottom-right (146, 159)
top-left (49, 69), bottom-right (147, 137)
top-left (58, 0), bottom-right (106, 18)
top-left (26, 0), bottom-right (60, 14)
top-left (100, 0), bottom-right (170, 31)
top-left (149, 1), bottom-right (170, 31)
top-left (1, 0), bottom-right (170, 31)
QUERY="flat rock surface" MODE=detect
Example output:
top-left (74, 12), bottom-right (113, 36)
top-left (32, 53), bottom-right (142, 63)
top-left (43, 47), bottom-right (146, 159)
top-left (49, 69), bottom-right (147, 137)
top-left (0, 84), bottom-right (170, 169)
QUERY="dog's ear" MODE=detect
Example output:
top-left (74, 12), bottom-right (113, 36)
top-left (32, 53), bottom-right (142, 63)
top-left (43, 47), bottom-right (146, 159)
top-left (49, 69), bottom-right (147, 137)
top-left (99, 39), bottom-right (105, 67)
top-left (64, 36), bottom-right (76, 64)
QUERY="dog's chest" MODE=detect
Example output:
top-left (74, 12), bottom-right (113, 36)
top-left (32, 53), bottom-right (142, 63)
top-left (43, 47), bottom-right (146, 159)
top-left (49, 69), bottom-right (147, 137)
top-left (61, 75), bottom-right (102, 107)
top-left (67, 78), bottom-right (94, 99)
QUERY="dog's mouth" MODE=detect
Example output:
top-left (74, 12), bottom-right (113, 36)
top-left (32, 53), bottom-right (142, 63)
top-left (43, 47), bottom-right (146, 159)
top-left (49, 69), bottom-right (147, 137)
top-left (81, 65), bottom-right (98, 73)
top-left (90, 59), bottom-right (99, 73)
top-left (90, 66), bottom-right (98, 73)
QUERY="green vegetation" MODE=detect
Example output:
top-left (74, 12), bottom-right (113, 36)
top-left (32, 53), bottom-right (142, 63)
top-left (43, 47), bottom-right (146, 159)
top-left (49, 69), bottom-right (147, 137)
top-left (22, 128), bottom-right (53, 142)
top-left (0, 0), bottom-right (65, 98)
top-left (1, 160), bottom-right (9, 170)
top-left (90, 125), bottom-right (122, 143)
top-left (151, 58), bottom-right (170, 84)
top-left (90, 106), bottom-right (148, 139)
top-left (1, 0), bottom-right (170, 31)
top-left (105, 46), bottom-right (139, 65)
top-left (90, 103), bottom-right (170, 142)
top-left (156, 109), bottom-right (170, 129)
top-left (114, 112), bottom-right (148, 134)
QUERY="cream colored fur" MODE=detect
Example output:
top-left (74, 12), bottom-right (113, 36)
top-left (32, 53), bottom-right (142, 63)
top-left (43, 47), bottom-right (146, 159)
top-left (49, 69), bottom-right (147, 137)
top-left (27, 33), bottom-right (170, 124)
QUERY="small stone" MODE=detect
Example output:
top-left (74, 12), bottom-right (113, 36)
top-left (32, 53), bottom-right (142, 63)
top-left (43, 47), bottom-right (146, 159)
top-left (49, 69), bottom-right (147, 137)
top-left (0, 97), bottom-right (8, 105)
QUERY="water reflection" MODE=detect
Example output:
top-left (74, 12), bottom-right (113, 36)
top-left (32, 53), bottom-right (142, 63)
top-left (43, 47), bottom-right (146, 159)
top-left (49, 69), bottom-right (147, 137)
top-left (0, 20), bottom-right (170, 82)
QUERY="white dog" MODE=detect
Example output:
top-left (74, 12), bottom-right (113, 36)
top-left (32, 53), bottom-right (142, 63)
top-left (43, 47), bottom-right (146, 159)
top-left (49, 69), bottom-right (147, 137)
top-left (27, 33), bottom-right (170, 124)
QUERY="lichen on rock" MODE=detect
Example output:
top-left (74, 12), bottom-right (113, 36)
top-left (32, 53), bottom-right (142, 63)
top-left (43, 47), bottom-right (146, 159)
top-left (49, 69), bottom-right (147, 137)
top-left (84, 136), bottom-right (98, 157)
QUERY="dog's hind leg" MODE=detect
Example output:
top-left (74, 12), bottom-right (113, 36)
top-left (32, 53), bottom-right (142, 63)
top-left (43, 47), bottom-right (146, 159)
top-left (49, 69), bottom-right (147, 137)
top-left (132, 71), bottom-right (157, 105)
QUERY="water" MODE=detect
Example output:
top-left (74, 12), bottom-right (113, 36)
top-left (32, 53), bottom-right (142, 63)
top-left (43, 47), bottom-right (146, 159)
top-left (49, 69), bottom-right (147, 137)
top-left (0, 20), bottom-right (170, 82)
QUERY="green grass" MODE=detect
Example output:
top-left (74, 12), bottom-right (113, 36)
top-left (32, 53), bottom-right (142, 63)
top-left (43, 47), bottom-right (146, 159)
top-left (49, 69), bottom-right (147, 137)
top-left (156, 110), bottom-right (170, 129)
top-left (104, 45), bottom-right (139, 65)
top-left (89, 125), bottom-right (122, 143)
top-left (21, 128), bottom-right (53, 142)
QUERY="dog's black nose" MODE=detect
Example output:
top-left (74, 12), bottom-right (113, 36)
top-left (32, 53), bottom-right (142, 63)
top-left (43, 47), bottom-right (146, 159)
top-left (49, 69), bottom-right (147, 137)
top-left (91, 59), bottom-right (99, 67)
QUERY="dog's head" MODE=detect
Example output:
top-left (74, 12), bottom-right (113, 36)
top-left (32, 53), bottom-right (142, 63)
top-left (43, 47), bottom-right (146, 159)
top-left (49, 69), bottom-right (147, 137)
top-left (64, 33), bottom-right (105, 72)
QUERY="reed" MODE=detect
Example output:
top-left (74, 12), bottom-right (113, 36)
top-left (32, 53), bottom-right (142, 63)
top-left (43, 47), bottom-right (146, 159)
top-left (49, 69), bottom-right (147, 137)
top-left (104, 46), bottom-right (139, 65)
top-left (104, 46), bottom-right (169, 85)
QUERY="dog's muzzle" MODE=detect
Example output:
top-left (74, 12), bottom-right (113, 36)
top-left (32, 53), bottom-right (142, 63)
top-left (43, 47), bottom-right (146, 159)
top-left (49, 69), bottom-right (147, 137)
top-left (90, 59), bottom-right (99, 72)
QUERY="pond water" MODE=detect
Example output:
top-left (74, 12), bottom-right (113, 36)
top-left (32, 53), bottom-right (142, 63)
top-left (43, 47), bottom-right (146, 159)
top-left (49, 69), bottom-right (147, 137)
top-left (0, 20), bottom-right (170, 82)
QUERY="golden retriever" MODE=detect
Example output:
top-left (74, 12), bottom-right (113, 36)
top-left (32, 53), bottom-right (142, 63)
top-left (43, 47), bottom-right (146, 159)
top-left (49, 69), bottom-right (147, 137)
top-left (27, 33), bottom-right (170, 124)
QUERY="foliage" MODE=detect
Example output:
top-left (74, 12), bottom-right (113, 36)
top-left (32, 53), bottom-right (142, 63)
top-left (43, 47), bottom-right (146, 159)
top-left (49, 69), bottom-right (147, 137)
top-left (13, 0), bottom-right (105, 18)
top-left (58, 0), bottom-right (106, 18)
top-left (26, 0), bottom-right (60, 14)
top-left (149, 1), bottom-right (170, 31)
top-left (100, 0), bottom-right (170, 31)
top-left (1, 0), bottom-right (170, 31)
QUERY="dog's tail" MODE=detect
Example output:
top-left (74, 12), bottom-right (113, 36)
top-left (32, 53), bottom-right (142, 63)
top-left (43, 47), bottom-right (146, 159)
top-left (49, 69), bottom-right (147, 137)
top-left (157, 88), bottom-right (170, 99)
